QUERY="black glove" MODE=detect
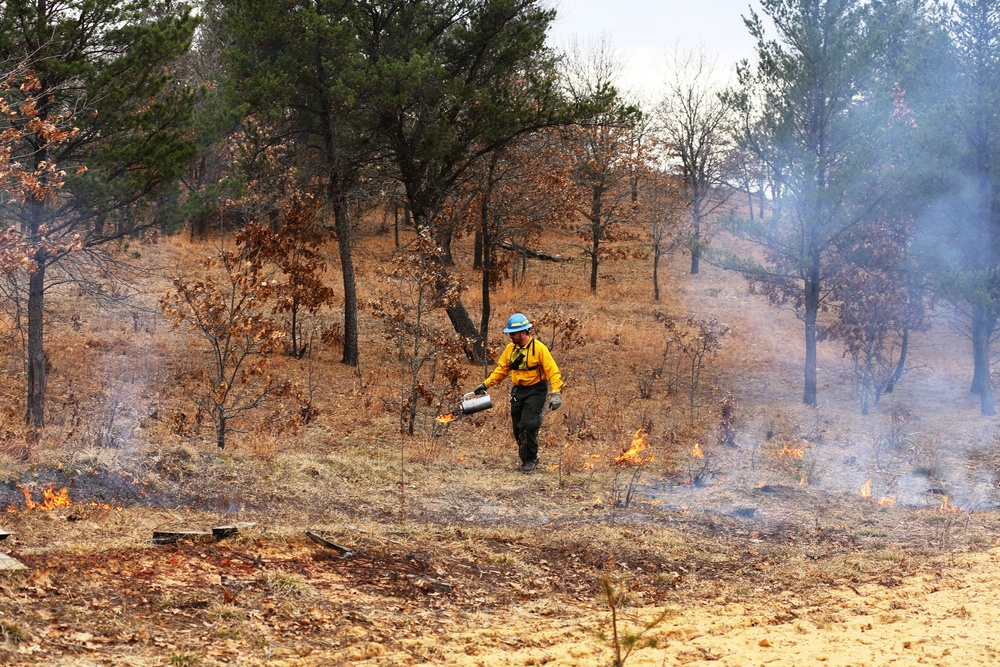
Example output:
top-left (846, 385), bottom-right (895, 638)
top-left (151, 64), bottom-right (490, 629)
top-left (474, 383), bottom-right (488, 395)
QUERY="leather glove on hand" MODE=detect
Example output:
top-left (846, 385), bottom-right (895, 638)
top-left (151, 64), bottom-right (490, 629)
top-left (474, 383), bottom-right (488, 395)
top-left (548, 393), bottom-right (562, 410)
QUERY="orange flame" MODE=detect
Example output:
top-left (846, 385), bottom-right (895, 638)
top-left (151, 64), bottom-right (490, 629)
top-left (858, 481), bottom-right (896, 505)
top-left (614, 429), bottom-right (653, 466)
top-left (779, 444), bottom-right (804, 458)
top-left (16, 485), bottom-right (72, 511)
top-left (938, 496), bottom-right (959, 512)
top-left (436, 412), bottom-right (456, 424)
top-left (690, 443), bottom-right (704, 459)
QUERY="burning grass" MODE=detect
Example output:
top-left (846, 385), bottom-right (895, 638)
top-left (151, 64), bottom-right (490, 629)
top-left (0, 407), bottom-right (998, 665)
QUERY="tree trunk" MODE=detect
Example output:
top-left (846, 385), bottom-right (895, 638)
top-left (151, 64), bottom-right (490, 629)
top-left (884, 327), bottom-right (909, 394)
top-left (317, 71), bottom-right (359, 367)
top-left (447, 300), bottom-right (485, 363)
top-left (430, 253), bottom-right (484, 363)
top-left (970, 303), bottom-right (996, 416)
top-left (26, 251), bottom-right (47, 428)
top-left (479, 198), bottom-right (492, 348)
top-left (690, 218), bottom-right (701, 275)
top-left (589, 240), bottom-right (599, 294)
top-left (473, 229), bottom-right (483, 270)
top-left (652, 249), bottom-right (661, 301)
top-left (480, 256), bottom-right (491, 350)
top-left (802, 264), bottom-right (820, 407)
top-left (590, 186), bottom-right (602, 294)
top-left (25, 87), bottom-right (51, 430)
top-left (216, 410), bottom-right (227, 449)
top-left (190, 210), bottom-right (209, 241)
top-left (393, 203), bottom-right (400, 249)
top-left (690, 192), bottom-right (704, 275)
top-left (290, 300), bottom-right (301, 357)
top-left (437, 219), bottom-right (455, 266)
top-left (332, 199), bottom-right (359, 367)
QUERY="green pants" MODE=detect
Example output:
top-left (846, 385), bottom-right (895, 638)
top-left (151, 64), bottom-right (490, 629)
top-left (511, 382), bottom-right (547, 463)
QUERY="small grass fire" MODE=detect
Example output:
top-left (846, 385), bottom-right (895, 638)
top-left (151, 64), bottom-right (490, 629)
top-left (859, 480), bottom-right (897, 506)
top-left (11, 485), bottom-right (72, 512)
top-left (611, 429), bottom-right (655, 508)
top-left (614, 428), bottom-right (654, 467)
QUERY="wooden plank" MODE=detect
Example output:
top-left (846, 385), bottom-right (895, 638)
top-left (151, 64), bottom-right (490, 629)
top-left (0, 552), bottom-right (27, 571)
top-left (152, 530), bottom-right (214, 545)
top-left (212, 522), bottom-right (256, 540)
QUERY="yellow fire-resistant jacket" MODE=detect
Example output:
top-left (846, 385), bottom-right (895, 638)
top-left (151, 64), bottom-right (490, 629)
top-left (484, 336), bottom-right (563, 394)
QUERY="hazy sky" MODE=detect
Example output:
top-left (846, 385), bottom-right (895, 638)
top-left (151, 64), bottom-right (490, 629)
top-left (545, 0), bottom-right (763, 100)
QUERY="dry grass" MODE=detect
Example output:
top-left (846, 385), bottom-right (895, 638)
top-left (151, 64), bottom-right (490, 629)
top-left (0, 218), bottom-right (996, 664)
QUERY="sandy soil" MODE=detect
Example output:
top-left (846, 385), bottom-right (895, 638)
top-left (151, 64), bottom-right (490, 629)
top-left (401, 547), bottom-right (1000, 667)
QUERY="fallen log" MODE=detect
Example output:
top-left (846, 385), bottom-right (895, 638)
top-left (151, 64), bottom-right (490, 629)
top-left (305, 530), bottom-right (355, 558)
top-left (497, 240), bottom-right (566, 262)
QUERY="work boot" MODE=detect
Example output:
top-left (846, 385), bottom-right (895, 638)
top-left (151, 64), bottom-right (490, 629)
top-left (521, 459), bottom-right (537, 474)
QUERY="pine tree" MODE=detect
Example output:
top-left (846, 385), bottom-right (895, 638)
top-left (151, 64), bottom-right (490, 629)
top-left (0, 0), bottom-right (199, 427)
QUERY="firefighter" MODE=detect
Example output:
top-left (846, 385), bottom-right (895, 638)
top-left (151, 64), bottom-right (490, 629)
top-left (474, 313), bottom-right (563, 474)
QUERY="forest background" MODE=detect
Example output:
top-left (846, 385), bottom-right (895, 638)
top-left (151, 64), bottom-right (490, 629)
top-left (3, 1), bottom-right (1000, 666)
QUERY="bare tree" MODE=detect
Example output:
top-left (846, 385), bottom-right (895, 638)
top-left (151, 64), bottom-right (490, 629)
top-left (560, 37), bottom-right (646, 293)
top-left (644, 168), bottom-right (684, 301)
top-left (656, 46), bottom-right (734, 275)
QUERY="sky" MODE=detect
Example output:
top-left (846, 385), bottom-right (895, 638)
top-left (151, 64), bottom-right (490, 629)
top-left (544, 0), bottom-right (763, 101)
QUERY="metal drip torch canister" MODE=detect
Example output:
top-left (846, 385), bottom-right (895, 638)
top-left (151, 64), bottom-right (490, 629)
top-left (460, 391), bottom-right (493, 415)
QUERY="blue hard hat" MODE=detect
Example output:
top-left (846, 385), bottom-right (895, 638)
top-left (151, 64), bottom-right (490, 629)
top-left (503, 313), bottom-right (532, 333)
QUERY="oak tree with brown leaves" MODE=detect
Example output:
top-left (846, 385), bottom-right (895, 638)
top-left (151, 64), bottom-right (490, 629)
top-left (829, 214), bottom-right (925, 415)
top-left (642, 168), bottom-right (686, 302)
top-left (233, 192), bottom-right (336, 359)
top-left (160, 226), bottom-right (307, 450)
top-left (369, 232), bottom-right (470, 436)
top-left (562, 115), bottom-right (647, 293)
top-left (0, 71), bottom-right (82, 429)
